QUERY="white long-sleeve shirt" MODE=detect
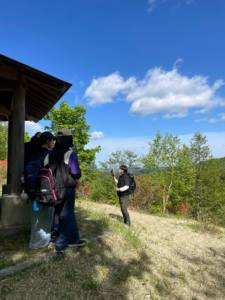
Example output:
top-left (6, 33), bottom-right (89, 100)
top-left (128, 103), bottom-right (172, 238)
top-left (114, 177), bottom-right (129, 192)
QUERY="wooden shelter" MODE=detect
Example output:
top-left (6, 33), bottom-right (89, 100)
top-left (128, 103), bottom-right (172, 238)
top-left (0, 54), bottom-right (72, 197)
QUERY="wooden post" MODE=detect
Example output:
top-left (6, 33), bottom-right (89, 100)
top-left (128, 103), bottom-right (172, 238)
top-left (7, 115), bottom-right (13, 185)
top-left (11, 76), bottom-right (25, 195)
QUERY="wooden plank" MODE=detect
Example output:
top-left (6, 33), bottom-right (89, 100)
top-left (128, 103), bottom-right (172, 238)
top-left (27, 81), bottom-right (58, 102)
top-left (27, 86), bottom-right (55, 105)
top-left (25, 76), bottom-right (63, 92)
top-left (26, 92), bottom-right (53, 109)
top-left (27, 78), bottom-right (61, 97)
top-left (25, 101), bottom-right (47, 116)
top-left (0, 63), bottom-right (18, 80)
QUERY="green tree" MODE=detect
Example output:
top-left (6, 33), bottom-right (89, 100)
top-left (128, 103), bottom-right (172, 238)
top-left (44, 100), bottom-right (101, 173)
top-left (141, 130), bottom-right (180, 212)
top-left (170, 143), bottom-right (195, 206)
top-left (190, 132), bottom-right (225, 221)
top-left (99, 149), bottom-right (141, 174)
top-left (24, 132), bottom-right (31, 143)
top-left (0, 122), bottom-right (8, 160)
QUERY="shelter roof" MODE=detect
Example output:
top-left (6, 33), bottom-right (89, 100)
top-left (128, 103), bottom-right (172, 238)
top-left (0, 54), bottom-right (72, 122)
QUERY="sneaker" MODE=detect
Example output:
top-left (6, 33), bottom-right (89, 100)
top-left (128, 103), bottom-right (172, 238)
top-left (67, 240), bottom-right (86, 247)
top-left (56, 250), bottom-right (64, 253)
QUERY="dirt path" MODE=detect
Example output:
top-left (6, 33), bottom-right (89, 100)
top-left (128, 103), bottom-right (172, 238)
top-left (78, 201), bottom-right (225, 300)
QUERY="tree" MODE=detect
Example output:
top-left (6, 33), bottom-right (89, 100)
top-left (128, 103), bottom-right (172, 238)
top-left (141, 130), bottom-right (180, 212)
top-left (0, 122), bottom-right (8, 160)
top-left (24, 132), bottom-right (31, 143)
top-left (190, 132), bottom-right (225, 221)
top-left (44, 100), bottom-right (101, 173)
top-left (99, 149), bottom-right (141, 174)
top-left (170, 143), bottom-right (195, 206)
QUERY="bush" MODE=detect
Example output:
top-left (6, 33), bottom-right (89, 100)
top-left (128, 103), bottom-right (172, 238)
top-left (0, 159), bottom-right (7, 187)
top-left (130, 175), bottom-right (163, 213)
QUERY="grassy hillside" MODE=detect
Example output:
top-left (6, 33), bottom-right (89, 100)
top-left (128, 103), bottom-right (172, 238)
top-left (0, 201), bottom-right (225, 300)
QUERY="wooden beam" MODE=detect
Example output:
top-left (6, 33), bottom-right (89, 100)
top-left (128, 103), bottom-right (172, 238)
top-left (11, 75), bottom-right (25, 195)
top-left (27, 86), bottom-right (55, 104)
top-left (0, 63), bottom-right (18, 80)
top-left (0, 103), bottom-right (11, 115)
top-left (27, 88), bottom-right (55, 107)
top-left (27, 78), bottom-right (61, 97)
top-left (27, 81), bottom-right (58, 102)
top-left (25, 113), bottom-right (40, 123)
top-left (26, 92), bottom-right (53, 110)
top-left (25, 76), bottom-right (63, 92)
top-left (25, 101), bottom-right (47, 116)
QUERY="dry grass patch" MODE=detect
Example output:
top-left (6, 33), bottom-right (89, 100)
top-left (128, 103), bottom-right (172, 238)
top-left (1, 201), bottom-right (225, 300)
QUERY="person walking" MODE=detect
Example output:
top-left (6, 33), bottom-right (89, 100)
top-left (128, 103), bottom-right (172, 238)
top-left (43, 128), bottom-right (86, 253)
top-left (113, 165), bottom-right (131, 227)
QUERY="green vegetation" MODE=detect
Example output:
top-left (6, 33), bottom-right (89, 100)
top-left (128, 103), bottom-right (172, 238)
top-left (79, 130), bottom-right (225, 228)
top-left (44, 100), bottom-right (101, 175)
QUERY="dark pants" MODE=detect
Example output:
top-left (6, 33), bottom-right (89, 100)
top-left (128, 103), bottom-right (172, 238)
top-left (119, 195), bottom-right (130, 224)
top-left (56, 188), bottom-right (80, 251)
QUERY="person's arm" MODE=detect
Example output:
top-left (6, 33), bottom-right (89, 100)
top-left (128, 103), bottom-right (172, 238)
top-left (68, 151), bottom-right (82, 179)
top-left (113, 176), bottom-right (118, 184)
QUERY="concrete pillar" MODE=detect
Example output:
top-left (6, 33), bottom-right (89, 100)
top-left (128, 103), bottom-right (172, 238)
top-left (11, 76), bottom-right (25, 195)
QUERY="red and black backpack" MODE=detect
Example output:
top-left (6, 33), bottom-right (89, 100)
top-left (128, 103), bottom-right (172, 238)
top-left (35, 149), bottom-right (71, 207)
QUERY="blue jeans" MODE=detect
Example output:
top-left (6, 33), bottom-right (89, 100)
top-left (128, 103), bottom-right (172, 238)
top-left (56, 188), bottom-right (80, 251)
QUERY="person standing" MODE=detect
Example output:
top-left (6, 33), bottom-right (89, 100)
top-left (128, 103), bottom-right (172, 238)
top-left (43, 128), bottom-right (86, 253)
top-left (29, 132), bottom-right (56, 249)
top-left (113, 165), bottom-right (131, 227)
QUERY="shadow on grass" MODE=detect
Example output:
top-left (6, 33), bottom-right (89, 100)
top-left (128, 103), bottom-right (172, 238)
top-left (109, 213), bottom-right (124, 223)
top-left (175, 247), bottom-right (225, 299)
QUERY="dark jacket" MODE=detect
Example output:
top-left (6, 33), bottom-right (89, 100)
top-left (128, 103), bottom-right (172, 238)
top-left (117, 173), bottom-right (130, 197)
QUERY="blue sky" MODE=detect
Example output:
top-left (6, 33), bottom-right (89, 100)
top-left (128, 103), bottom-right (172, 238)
top-left (1, 0), bottom-right (225, 163)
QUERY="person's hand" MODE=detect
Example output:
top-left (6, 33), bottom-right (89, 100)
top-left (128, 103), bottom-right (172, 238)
top-left (115, 187), bottom-right (120, 191)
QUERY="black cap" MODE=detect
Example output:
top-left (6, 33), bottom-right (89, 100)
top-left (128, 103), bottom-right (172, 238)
top-left (119, 165), bottom-right (128, 172)
top-left (39, 131), bottom-right (56, 141)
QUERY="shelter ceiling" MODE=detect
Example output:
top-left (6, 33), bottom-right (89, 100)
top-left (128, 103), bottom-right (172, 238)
top-left (0, 55), bottom-right (72, 122)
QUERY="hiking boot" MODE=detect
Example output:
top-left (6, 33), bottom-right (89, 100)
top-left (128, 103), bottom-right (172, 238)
top-left (67, 240), bottom-right (86, 247)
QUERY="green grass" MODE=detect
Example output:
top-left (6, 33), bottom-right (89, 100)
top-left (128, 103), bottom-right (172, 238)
top-left (0, 211), bottom-right (101, 270)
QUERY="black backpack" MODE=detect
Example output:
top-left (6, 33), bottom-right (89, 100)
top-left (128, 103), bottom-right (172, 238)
top-left (127, 173), bottom-right (136, 194)
top-left (35, 149), bottom-right (71, 207)
top-left (24, 149), bottom-right (49, 200)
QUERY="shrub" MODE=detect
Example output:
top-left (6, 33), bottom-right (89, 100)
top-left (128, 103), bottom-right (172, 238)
top-left (130, 175), bottom-right (163, 213)
top-left (0, 159), bottom-right (7, 187)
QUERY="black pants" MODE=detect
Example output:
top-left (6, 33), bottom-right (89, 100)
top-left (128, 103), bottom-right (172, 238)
top-left (119, 195), bottom-right (130, 224)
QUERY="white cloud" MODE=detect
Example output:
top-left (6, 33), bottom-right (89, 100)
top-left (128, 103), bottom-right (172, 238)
top-left (127, 68), bottom-right (225, 117)
top-left (87, 132), bottom-right (225, 165)
top-left (25, 121), bottom-right (43, 135)
top-left (84, 65), bottom-right (225, 118)
top-left (173, 58), bottom-right (183, 69)
top-left (148, 0), bottom-right (157, 12)
top-left (148, 0), bottom-right (195, 12)
top-left (194, 118), bottom-right (208, 123)
top-left (209, 113), bottom-right (225, 124)
top-left (90, 131), bottom-right (105, 140)
top-left (84, 72), bottom-right (136, 106)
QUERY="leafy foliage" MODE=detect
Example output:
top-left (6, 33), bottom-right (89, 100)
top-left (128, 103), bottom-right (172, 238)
top-left (0, 122), bottom-right (8, 160)
top-left (99, 149), bottom-right (141, 174)
top-left (44, 100), bottom-right (101, 172)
